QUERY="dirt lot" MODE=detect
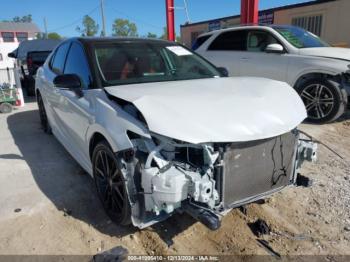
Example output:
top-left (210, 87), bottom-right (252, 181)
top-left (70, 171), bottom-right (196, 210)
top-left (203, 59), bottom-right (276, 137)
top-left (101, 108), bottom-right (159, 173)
top-left (0, 99), bottom-right (349, 259)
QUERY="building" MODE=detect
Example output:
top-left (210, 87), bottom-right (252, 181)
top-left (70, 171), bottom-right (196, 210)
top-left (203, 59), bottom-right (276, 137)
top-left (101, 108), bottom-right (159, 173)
top-left (180, 0), bottom-right (350, 48)
top-left (0, 22), bottom-right (40, 69)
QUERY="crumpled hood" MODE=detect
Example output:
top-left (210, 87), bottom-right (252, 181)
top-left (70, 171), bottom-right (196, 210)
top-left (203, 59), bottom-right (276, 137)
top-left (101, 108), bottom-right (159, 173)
top-left (299, 47), bottom-right (350, 61)
top-left (105, 77), bottom-right (306, 143)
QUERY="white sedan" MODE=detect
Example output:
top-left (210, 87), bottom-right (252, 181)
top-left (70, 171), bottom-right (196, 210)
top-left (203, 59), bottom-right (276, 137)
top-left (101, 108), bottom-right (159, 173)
top-left (35, 38), bottom-right (316, 229)
top-left (195, 25), bottom-right (350, 123)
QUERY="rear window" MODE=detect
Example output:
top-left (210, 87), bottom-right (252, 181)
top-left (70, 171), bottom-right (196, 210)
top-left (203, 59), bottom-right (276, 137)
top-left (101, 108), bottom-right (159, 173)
top-left (192, 35), bottom-right (212, 50)
top-left (28, 52), bottom-right (51, 63)
top-left (208, 30), bottom-right (248, 51)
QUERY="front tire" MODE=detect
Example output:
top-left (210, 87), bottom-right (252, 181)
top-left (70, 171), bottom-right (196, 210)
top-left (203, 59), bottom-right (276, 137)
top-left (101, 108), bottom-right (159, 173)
top-left (297, 78), bottom-right (346, 123)
top-left (92, 141), bottom-right (131, 226)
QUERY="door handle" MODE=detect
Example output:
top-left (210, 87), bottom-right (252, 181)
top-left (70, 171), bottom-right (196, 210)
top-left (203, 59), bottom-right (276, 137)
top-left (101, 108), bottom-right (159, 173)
top-left (240, 57), bottom-right (250, 61)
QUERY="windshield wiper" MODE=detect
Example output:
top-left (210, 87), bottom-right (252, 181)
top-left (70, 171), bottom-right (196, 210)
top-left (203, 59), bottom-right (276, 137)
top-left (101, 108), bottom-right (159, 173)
top-left (169, 68), bottom-right (177, 75)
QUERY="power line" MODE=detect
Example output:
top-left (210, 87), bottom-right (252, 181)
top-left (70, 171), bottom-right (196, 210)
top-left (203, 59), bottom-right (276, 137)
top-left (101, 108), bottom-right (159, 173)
top-left (106, 1), bottom-right (163, 30)
top-left (46, 0), bottom-right (165, 35)
top-left (172, 1), bottom-right (191, 24)
top-left (47, 4), bottom-right (100, 33)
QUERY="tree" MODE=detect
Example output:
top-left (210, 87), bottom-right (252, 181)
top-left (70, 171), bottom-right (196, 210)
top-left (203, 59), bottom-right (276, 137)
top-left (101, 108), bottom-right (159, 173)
top-left (147, 32), bottom-right (158, 38)
top-left (160, 26), bottom-right (181, 42)
top-left (36, 32), bottom-right (61, 40)
top-left (48, 32), bottom-right (62, 40)
top-left (76, 15), bottom-right (99, 37)
top-left (160, 27), bottom-right (168, 40)
top-left (112, 19), bottom-right (138, 37)
top-left (12, 15), bottom-right (32, 23)
top-left (36, 32), bottom-right (45, 39)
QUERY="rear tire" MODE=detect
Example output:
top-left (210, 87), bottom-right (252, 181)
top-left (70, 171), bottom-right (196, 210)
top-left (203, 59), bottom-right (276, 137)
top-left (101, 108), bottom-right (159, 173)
top-left (297, 78), bottom-right (346, 123)
top-left (92, 141), bottom-right (131, 226)
top-left (37, 93), bottom-right (52, 134)
top-left (26, 77), bottom-right (36, 96)
top-left (0, 103), bottom-right (13, 114)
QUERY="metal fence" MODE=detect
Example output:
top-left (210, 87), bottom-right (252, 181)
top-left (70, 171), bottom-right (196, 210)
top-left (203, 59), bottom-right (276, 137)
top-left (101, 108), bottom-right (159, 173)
top-left (0, 67), bottom-right (25, 107)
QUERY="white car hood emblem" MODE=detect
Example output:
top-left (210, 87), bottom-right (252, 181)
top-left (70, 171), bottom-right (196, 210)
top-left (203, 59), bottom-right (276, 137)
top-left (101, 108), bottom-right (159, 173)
top-left (105, 77), bottom-right (307, 143)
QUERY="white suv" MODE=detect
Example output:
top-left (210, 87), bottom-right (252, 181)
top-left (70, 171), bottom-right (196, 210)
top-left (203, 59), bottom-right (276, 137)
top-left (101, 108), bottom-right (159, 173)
top-left (195, 25), bottom-right (350, 123)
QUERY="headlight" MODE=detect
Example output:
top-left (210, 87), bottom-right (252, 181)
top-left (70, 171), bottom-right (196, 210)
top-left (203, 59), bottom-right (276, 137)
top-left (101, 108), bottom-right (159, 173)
top-left (346, 65), bottom-right (350, 75)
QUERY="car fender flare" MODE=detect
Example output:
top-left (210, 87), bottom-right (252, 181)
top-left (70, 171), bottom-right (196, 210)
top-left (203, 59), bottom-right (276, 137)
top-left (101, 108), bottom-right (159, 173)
top-left (86, 124), bottom-right (128, 155)
top-left (290, 69), bottom-right (339, 88)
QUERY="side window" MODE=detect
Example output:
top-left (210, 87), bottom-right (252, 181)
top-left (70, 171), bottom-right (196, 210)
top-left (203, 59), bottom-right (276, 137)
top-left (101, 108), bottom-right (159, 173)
top-left (208, 30), bottom-right (247, 51)
top-left (64, 42), bottom-right (92, 89)
top-left (192, 35), bottom-right (212, 50)
top-left (247, 31), bottom-right (279, 52)
top-left (51, 42), bottom-right (70, 74)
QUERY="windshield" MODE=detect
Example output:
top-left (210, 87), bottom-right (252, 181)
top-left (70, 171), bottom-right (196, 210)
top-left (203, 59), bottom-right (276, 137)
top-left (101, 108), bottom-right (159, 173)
top-left (94, 41), bottom-right (220, 86)
top-left (273, 26), bottom-right (330, 48)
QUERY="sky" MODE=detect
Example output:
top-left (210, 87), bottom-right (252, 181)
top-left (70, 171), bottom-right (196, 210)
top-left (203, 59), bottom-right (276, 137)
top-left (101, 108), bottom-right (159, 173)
top-left (0, 0), bottom-right (312, 37)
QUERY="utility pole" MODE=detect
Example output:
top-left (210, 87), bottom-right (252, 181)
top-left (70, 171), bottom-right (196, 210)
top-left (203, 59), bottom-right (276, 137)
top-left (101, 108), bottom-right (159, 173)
top-left (166, 0), bottom-right (175, 41)
top-left (183, 0), bottom-right (191, 24)
top-left (241, 0), bottom-right (259, 25)
top-left (100, 0), bottom-right (107, 36)
top-left (43, 17), bottom-right (48, 39)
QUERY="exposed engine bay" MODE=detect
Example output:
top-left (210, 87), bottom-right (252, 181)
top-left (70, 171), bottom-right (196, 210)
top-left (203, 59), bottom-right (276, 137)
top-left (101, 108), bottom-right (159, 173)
top-left (119, 128), bottom-right (317, 230)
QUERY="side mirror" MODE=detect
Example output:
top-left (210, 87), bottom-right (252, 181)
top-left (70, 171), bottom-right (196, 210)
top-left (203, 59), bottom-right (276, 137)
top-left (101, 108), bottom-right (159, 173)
top-left (265, 43), bottom-right (284, 54)
top-left (53, 74), bottom-right (81, 90)
top-left (217, 67), bottom-right (229, 77)
top-left (8, 52), bottom-right (17, 58)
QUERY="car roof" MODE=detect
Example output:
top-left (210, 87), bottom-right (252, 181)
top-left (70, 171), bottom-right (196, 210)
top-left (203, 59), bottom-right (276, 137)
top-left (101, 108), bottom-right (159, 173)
top-left (197, 24), bottom-right (295, 37)
top-left (8, 39), bottom-right (62, 60)
top-left (73, 37), bottom-right (176, 46)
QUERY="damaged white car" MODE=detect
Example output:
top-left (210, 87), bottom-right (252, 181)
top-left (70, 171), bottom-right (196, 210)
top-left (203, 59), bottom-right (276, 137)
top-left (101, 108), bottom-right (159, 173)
top-left (36, 38), bottom-right (317, 230)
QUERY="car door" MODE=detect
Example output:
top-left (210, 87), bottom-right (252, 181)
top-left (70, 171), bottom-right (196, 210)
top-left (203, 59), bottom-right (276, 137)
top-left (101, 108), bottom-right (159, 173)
top-left (239, 30), bottom-right (289, 82)
top-left (198, 30), bottom-right (248, 76)
top-left (41, 42), bottom-right (71, 140)
top-left (54, 41), bottom-right (95, 169)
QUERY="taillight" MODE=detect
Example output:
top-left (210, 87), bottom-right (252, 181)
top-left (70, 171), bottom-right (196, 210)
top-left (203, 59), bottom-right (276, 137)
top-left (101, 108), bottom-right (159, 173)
top-left (27, 57), bottom-right (33, 69)
top-left (15, 89), bottom-right (21, 106)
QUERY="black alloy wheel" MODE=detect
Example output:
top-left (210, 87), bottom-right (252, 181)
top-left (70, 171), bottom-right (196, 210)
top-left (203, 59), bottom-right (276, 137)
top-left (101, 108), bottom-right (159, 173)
top-left (92, 141), bottom-right (131, 225)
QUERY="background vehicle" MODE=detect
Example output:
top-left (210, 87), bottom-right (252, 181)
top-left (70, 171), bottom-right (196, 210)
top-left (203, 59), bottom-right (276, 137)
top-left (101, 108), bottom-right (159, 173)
top-left (27, 51), bottom-right (52, 75)
top-left (8, 39), bottom-right (61, 96)
top-left (194, 25), bottom-right (350, 123)
top-left (36, 37), bottom-right (316, 230)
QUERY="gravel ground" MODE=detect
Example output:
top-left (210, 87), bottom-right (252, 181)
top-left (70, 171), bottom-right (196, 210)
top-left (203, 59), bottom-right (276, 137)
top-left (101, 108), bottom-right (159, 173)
top-left (0, 99), bottom-right (349, 259)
